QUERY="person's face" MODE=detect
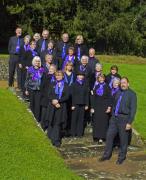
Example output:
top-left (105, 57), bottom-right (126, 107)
top-left (48, 42), bottom-right (53, 49)
top-left (30, 42), bottom-right (36, 49)
top-left (68, 49), bottom-right (74, 56)
top-left (24, 37), bottom-right (30, 45)
top-left (62, 34), bottom-right (69, 42)
top-left (77, 75), bottom-right (84, 80)
top-left (45, 56), bottom-right (52, 64)
top-left (113, 80), bottom-right (120, 89)
top-left (76, 37), bottom-right (82, 44)
top-left (111, 69), bottom-right (117, 75)
top-left (95, 65), bottom-right (102, 72)
top-left (34, 60), bottom-right (41, 67)
top-left (98, 76), bottom-right (105, 83)
top-left (56, 73), bottom-right (63, 81)
top-left (49, 66), bottom-right (55, 74)
top-left (121, 79), bottom-right (129, 90)
top-left (66, 64), bottom-right (73, 71)
top-left (42, 30), bottom-right (49, 39)
top-left (16, 28), bottom-right (22, 37)
top-left (81, 58), bottom-right (88, 66)
top-left (89, 49), bottom-right (95, 57)
top-left (33, 34), bottom-right (40, 41)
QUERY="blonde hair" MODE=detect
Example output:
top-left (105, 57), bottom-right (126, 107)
top-left (24, 35), bottom-right (31, 40)
top-left (32, 56), bottom-right (41, 67)
top-left (75, 35), bottom-right (84, 43)
top-left (64, 61), bottom-right (74, 72)
top-left (95, 63), bottom-right (102, 69)
top-left (55, 70), bottom-right (64, 78)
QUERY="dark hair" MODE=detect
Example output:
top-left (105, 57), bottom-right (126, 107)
top-left (68, 47), bottom-right (74, 53)
top-left (30, 40), bottom-right (36, 45)
top-left (121, 77), bottom-right (129, 83)
top-left (97, 73), bottom-right (105, 80)
top-left (110, 65), bottom-right (118, 72)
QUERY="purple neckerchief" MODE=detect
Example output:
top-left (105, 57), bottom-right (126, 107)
top-left (62, 55), bottom-right (75, 70)
top-left (47, 48), bottom-right (53, 55)
top-left (64, 72), bottom-right (74, 86)
top-left (95, 71), bottom-right (101, 78)
top-left (28, 66), bottom-right (44, 81)
top-left (30, 48), bottom-right (38, 57)
top-left (77, 46), bottom-right (81, 61)
top-left (62, 43), bottom-right (66, 59)
top-left (55, 80), bottom-right (64, 99)
top-left (96, 82), bottom-right (105, 96)
top-left (76, 78), bottom-right (84, 85)
top-left (24, 44), bottom-right (30, 51)
top-left (109, 75), bottom-right (116, 88)
top-left (93, 81), bottom-right (99, 90)
top-left (80, 65), bottom-right (86, 72)
top-left (111, 87), bottom-right (119, 96)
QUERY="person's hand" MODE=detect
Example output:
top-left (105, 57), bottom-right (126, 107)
top-left (85, 106), bottom-right (88, 110)
top-left (71, 106), bottom-right (75, 110)
top-left (106, 107), bottom-right (111, 113)
top-left (26, 66), bottom-right (29, 69)
top-left (91, 90), bottom-right (93, 95)
top-left (25, 90), bottom-right (29, 96)
top-left (56, 103), bottom-right (61, 108)
top-left (126, 123), bottom-right (132, 130)
top-left (90, 108), bottom-right (94, 114)
top-left (19, 64), bottom-right (22, 68)
top-left (52, 99), bottom-right (58, 105)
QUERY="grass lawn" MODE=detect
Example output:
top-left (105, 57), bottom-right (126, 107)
top-left (0, 89), bottom-right (82, 180)
top-left (98, 55), bottom-right (146, 139)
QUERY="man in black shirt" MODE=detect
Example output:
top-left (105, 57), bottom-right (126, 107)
top-left (99, 77), bottom-right (137, 164)
top-left (8, 27), bottom-right (23, 88)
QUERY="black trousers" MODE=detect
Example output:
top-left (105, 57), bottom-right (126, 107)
top-left (57, 57), bottom-right (64, 70)
top-left (29, 90), bottom-right (41, 122)
top-left (103, 116), bottom-right (129, 161)
top-left (71, 105), bottom-right (85, 137)
top-left (8, 54), bottom-right (21, 88)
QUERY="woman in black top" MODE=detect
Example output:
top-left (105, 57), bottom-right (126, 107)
top-left (25, 56), bottom-right (44, 122)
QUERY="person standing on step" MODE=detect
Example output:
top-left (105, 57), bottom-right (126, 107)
top-left (90, 74), bottom-right (112, 144)
top-left (99, 77), bottom-right (137, 165)
top-left (8, 27), bottom-right (23, 89)
top-left (71, 71), bottom-right (89, 137)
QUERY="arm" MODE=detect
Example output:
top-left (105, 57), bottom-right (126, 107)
top-left (128, 92), bottom-right (137, 124)
top-left (58, 85), bottom-right (69, 103)
top-left (8, 37), bottom-right (12, 54)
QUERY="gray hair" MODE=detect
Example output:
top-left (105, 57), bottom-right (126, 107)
top-left (81, 55), bottom-right (89, 63)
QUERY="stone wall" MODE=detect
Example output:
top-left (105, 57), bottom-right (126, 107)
top-left (0, 58), bottom-right (9, 80)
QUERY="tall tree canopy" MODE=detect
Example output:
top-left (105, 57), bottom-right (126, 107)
top-left (1, 0), bottom-right (146, 56)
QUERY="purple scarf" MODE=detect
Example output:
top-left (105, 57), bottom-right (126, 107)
top-left (96, 82), bottom-right (105, 96)
top-left (24, 44), bottom-right (30, 51)
top-left (76, 78), bottom-right (84, 85)
top-left (111, 87), bottom-right (119, 96)
top-left (80, 65), bottom-right (86, 72)
top-left (62, 55), bottom-right (75, 70)
top-left (28, 66), bottom-right (44, 82)
top-left (55, 80), bottom-right (65, 99)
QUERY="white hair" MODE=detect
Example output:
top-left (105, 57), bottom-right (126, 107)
top-left (32, 56), bottom-right (41, 67)
top-left (95, 63), bottom-right (102, 68)
top-left (81, 55), bottom-right (89, 63)
top-left (113, 77), bottom-right (121, 84)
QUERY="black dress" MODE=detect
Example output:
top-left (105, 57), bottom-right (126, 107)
top-left (91, 83), bottom-right (111, 141)
top-left (70, 81), bottom-right (89, 137)
top-left (46, 82), bottom-right (69, 147)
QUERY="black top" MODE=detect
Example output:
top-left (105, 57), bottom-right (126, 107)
top-left (74, 43), bottom-right (88, 59)
top-left (8, 36), bottom-right (23, 55)
top-left (71, 81), bottom-right (89, 106)
top-left (112, 88), bottom-right (137, 124)
top-left (106, 73), bottom-right (121, 85)
top-left (36, 38), bottom-right (49, 56)
top-left (87, 56), bottom-right (100, 74)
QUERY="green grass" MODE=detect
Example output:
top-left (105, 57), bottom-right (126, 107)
top-left (97, 56), bottom-right (146, 139)
top-left (0, 89), bottom-right (82, 180)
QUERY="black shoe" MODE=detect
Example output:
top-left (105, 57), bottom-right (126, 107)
top-left (98, 156), bottom-right (110, 162)
top-left (116, 159), bottom-right (125, 165)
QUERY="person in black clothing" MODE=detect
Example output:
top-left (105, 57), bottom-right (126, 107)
top-left (8, 27), bottom-right (23, 88)
top-left (75, 55), bottom-right (91, 87)
top-left (99, 77), bottom-right (137, 165)
top-left (106, 65), bottom-right (121, 88)
top-left (25, 56), bottom-right (44, 122)
top-left (88, 48), bottom-right (100, 74)
top-left (36, 29), bottom-right (49, 61)
top-left (40, 40), bottom-right (56, 64)
top-left (43, 54), bottom-right (55, 74)
top-left (33, 33), bottom-right (41, 43)
top-left (19, 35), bottom-right (31, 91)
top-left (74, 35), bottom-right (88, 65)
top-left (91, 74), bottom-right (112, 144)
top-left (63, 62), bottom-right (76, 136)
top-left (20, 40), bottom-right (38, 98)
top-left (55, 33), bottom-right (71, 69)
top-left (46, 71), bottom-right (69, 147)
top-left (40, 64), bottom-right (57, 131)
top-left (71, 71), bottom-right (89, 137)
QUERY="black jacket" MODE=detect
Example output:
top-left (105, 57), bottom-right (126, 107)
top-left (8, 36), bottom-right (23, 55)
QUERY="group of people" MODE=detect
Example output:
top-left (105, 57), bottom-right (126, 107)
top-left (8, 27), bottom-right (137, 164)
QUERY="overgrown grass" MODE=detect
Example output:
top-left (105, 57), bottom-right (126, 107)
top-left (0, 89), bottom-right (82, 180)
